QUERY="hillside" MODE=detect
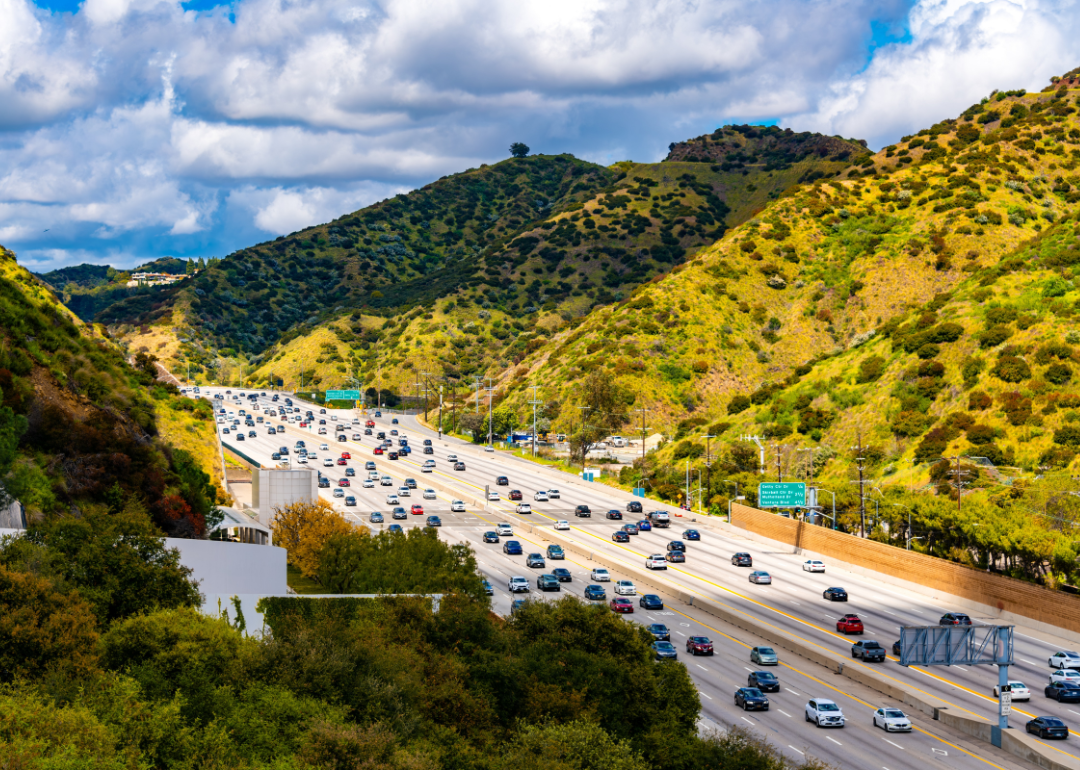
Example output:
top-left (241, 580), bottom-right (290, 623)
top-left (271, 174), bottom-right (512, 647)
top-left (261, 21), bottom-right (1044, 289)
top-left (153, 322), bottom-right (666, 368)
top-left (0, 244), bottom-right (224, 536)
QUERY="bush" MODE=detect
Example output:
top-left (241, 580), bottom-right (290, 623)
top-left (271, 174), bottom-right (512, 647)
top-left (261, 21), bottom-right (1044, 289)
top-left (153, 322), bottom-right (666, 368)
top-left (891, 410), bottom-right (930, 437)
top-left (992, 355), bottom-right (1031, 382)
top-left (1047, 363), bottom-right (1073, 385)
top-left (727, 395), bottom-right (751, 415)
top-left (978, 325), bottom-right (1012, 348)
top-left (857, 355), bottom-right (886, 383)
top-left (1054, 424), bottom-right (1080, 448)
top-left (968, 391), bottom-right (992, 410)
top-left (962, 356), bottom-right (986, 386)
top-left (1000, 391), bottom-right (1033, 426)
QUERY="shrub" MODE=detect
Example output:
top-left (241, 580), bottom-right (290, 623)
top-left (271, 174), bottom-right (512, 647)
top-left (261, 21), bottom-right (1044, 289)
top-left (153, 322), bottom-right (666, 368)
top-left (962, 356), bottom-right (985, 386)
top-left (857, 355), bottom-right (886, 383)
top-left (978, 325), bottom-right (1012, 348)
top-left (1054, 424), bottom-right (1080, 448)
top-left (992, 355), bottom-right (1031, 382)
top-left (966, 423), bottom-right (997, 444)
top-left (916, 343), bottom-right (940, 360)
top-left (798, 408), bottom-right (835, 434)
top-left (1040, 445), bottom-right (1077, 468)
top-left (891, 410), bottom-right (930, 437)
top-left (1047, 363), bottom-right (1073, 385)
top-left (968, 391), bottom-right (992, 410)
top-left (1000, 391), bottom-right (1033, 425)
top-left (727, 395), bottom-right (751, 415)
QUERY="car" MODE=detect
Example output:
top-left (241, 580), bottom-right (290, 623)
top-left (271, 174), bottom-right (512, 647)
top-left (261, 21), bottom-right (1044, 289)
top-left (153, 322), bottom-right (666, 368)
top-left (388, 451), bottom-right (399, 460)
top-left (454, 462), bottom-right (466, 471)
top-left (404, 478), bottom-right (417, 489)
top-left (537, 574), bottom-right (561, 591)
top-left (267, 427), bottom-right (277, 435)
top-left (584, 584), bottom-right (606, 600)
top-left (546, 545), bottom-right (565, 560)
top-left (533, 490), bottom-right (549, 501)
top-left (748, 671), bottom-right (779, 692)
top-left (1050, 669), bottom-right (1080, 685)
top-left (610, 597), bottom-right (634, 613)
top-left (637, 519), bottom-right (652, 532)
top-left (1027, 716), bottom-right (1069, 739)
top-left (482, 580), bottom-right (493, 596)
top-left (749, 571), bottom-right (772, 585)
top-left (398, 486), bottom-right (411, 497)
top-left (552, 568), bottom-right (572, 582)
top-left (735, 687), bottom-right (769, 711)
top-left (420, 464), bottom-right (433, 473)
top-left (1048, 682), bottom-right (1080, 702)
top-left (639, 594), bottom-right (664, 610)
top-left (1050, 651), bottom-right (1080, 669)
top-left (317, 477), bottom-right (330, 488)
top-left (486, 490), bottom-right (500, 502)
top-left (332, 488), bottom-right (345, 498)
top-left (873, 707), bottom-right (912, 732)
top-left (666, 551), bottom-right (685, 563)
top-left (731, 552), bottom-right (753, 567)
top-left (803, 560), bottom-right (825, 572)
top-left (369, 512), bottom-right (384, 523)
top-left (686, 636), bottom-right (714, 656)
top-left (509, 489), bottom-right (523, 501)
top-left (340, 451), bottom-right (350, 459)
top-left (224, 428), bottom-right (233, 436)
top-left (851, 640), bottom-right (886, 662)
top-left (683, 529), bottom-right (700, 541)
top-left (323, 458), bottom-right (334, 467)
top-left (837, 614), bottom-right (864, 635)
top-left (626, 501), bottom-right (643, 513)
top-left (994, 681), bottom-right (1030, 700)
top-left (344, 496), bottom-right (356, 506)
top-left (248, 430), bottom-right (257, 438)
top-left (590, 568), bottom-right (610, 582)
top-left (496, 476), bottom-right (509, 486)
top-left (380, 476), bottom-right (393, 486)
top-left (526, 553), bottom-right (546, 568)
top-left (574, 505), bottom-right (591, 518)
top-left (390, 428), bottom-right (398, 434)
top-left (337, 458), bottom-right (348, 466)
top-left (805, 698), bottom-right (845, 728)
top-left (373, 447), bottom-right (384, 455)
top-left (554, 520), bottom-right (569, 531)
top-left (423, 515), bottom-right (441, 528)
top-left (511, 598), bottom-right (530, 613)
top-left (940, 612), bottom-right (973, 626)
top-left (652, 641), bottom-right (678, 661)
top-left (646, 623), bottom-right (670, 641)
top-left (646, 554), bottom-right (668, 570)
top-left (446, 453), bottom-right (457, 462)
top-left (339, 478), bottom-right (351, 487)
top-left (548, 489), bottom-right (560, 499)
top-left (823, 587), bottom-right (848, 601)
top-left (483, 531), bottom-right (500, 543)
top-left (614, 580), bottom-right (636, 596)
top-left (612, 531), bottom-right (630, 543)
top-left (602, 510), bottom-right (623, 522)
top-left (451, 500), bottom-right (466, 512)
top-left (496, 523), bottom-right (513, 536)
top-left (621, 523), bottom-right (638, 535)
top-left (411, 504), bottom-right (424, 515)
top-left (392, 508), bottom-right (407, 520)
top-left (385, 493), bottom-right (399, 504)
top-left (508, 576), bottom-right (530, 593)
top-left (271, 452), bottom-right (281, 460)
top-left (345, 467), bottom-right (355, 477)
top-left (750, 646), bottom-right (778, 666)
top-left (516, 503), bottom-right (532, 514)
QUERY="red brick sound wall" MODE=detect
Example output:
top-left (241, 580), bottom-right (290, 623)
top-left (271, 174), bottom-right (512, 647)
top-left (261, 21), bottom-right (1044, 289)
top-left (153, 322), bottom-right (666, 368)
top-left (731, 503), bottom-right (1080, 634)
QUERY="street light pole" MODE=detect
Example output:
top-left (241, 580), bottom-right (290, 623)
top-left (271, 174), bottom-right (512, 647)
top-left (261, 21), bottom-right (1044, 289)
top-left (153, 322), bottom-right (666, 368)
top-left (703, 434), bottom-right (716, 509)
top-left (577, 406), bottom-right (591, 471)
top-left (438, 385), bottom-right (444, 439)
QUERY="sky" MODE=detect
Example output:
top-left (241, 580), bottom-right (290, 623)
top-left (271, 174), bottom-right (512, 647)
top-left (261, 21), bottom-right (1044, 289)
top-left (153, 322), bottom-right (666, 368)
top-left (1, 0), bottom-right (1078, 271)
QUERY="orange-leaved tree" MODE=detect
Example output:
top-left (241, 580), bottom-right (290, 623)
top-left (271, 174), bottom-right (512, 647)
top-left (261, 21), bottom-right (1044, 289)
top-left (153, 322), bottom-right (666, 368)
top-left (271, 499), bottom-right (362, 582)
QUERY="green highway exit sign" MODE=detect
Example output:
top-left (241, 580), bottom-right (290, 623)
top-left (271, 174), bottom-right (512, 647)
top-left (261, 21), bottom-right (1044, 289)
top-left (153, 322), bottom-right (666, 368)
top-left (325, 390), bottom-right (361, 401)
top-left (758, 482), bottom-right (806, 508)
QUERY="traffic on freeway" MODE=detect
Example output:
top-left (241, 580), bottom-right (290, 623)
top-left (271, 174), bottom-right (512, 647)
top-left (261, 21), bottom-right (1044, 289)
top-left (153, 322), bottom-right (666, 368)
top-left (201, 387), bottom-right (1064, 770)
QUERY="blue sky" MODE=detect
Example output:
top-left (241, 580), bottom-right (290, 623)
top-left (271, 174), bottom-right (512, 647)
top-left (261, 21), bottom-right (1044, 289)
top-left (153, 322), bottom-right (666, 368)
top-left (1, 0), bottom-right (1077, 271)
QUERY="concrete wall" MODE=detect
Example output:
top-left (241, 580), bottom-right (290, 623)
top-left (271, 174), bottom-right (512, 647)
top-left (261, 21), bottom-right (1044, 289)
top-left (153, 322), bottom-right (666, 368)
top-left (730, 503), bottom-right (1080, 636)
top-left (252, 469), bottom-right (318, 526)
top-left (167, 538), bottom-right (288, 596)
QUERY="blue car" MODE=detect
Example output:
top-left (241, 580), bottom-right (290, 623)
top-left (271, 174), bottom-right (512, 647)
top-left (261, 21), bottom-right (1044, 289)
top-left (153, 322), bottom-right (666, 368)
top-left (639, 594), bottom-right (664, 610)
top-left (388, 524), bottom-right (403, 533)
top-left (637, 519), bottom-right (652, 531)
top-left (504, 540), bottom-right (523, 555)
top-left (482, 580), bottom-right (494, 595)
top-left (684, 529), bottom-right (701, 541)
top-left (652, 641), bottom-right (678, 660)
top-left (584, 585), bottom-right (606, 600)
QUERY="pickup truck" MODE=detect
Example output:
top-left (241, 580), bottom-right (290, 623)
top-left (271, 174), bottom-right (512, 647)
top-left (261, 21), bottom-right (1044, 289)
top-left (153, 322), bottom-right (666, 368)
top-left (851, 640), bottom-right (886, 662)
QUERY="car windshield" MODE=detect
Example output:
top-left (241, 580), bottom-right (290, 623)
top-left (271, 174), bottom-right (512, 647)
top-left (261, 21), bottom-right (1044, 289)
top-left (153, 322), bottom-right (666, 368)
top-left (759, 648), bottom-right (775, 655)
top-left (690, 637), bottom-right (709, 643)
top-left (885, 710), bottom-right (905, 718)
top-left (655, 642), bottom-right (674, 650)
top-left (756, 672), bottom-right (776, 679)
top-left (818, 703), bottom-right (840, 711)
top-left (744, 688), bottom-right (763, 696)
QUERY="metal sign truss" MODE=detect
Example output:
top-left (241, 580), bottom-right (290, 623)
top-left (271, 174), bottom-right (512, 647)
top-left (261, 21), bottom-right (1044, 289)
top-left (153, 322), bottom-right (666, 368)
top-left (899, 625), bottom-right (1013, 668)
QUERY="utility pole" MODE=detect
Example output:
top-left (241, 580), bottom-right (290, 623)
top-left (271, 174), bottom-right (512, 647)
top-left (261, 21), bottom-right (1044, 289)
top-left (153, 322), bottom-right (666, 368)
top-left (420, 370), bottom-right (433, 420)
top-left (944, 455), bottom-right (972, 514)
top-left (703, 434), bottom-right (716, 509)
top-left (485, 378), bottom-right (495, 448)
top-left (633, 407), bottom-right (651, 492)
top-left (852, 432), bottom-right (867, 538)
top-left (472, 376), bottom-right (482, 415)
top-left (772, 443), bottom-right (783, 482)
top-left (577, 405), bottom-right (591, 471)
top-left (438, 384), bottom-right (444, 438)
top-left (740, 434), bottom-right (766, 475)
top-left (528, 385), bottom-right (542, 457)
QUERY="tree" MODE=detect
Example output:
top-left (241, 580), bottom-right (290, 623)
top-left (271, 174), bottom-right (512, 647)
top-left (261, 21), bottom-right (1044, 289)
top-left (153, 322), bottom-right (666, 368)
top-left (271, 499), bottom-right (359, 580)
top-left (568, 371), bottom-right (631, 465)
top-left (133, 351), bottom-right (159, 379)
top-left (185, 258), bottom-right (195, 275)
top-left (510, 142), bottom-right (530, 158)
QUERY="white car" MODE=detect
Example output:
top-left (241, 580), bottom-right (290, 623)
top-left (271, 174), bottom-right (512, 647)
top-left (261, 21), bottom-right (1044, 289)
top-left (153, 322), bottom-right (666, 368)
top-left (380, 476), bottom-right (394, 486)
top-left (548, 489), bottom-right (561, 499)
top-left (307, 453), bottom-right (318, 460)
top-left (421, 464), bottom-right (433, 473)
top-left (1050, 669), bottom-right (1080, 685)
top-left (516, 503), bottom-right (532, 514)
top-left (385, 494), bottom-right (400, 505)
top-left (1049, 651), bottom-right (1080, 669)
top-left (994, 681), bottom-right (1030, 700)
top-left (447, 454), bottom-right (458, 463)
top-left (423, 489), bottom-right (437, 500)
top-left (423, 459), bottom-right (436, 468)
top-left (614, 580), bottom-right (636, 596)
top-left (451, 500), bottom-right (466, 512)
top-left (318, 428), bottom-right (327, 435)
top-left (496, 522), bottom-right (513, 536)
top-left (591, 568), bottom-right (610, 582)
top-left (646, 554), bottom-right (668, 570)
top-left (323, 458), bottom-right (334, 467)
top-left (508, 576), bottom-right (529, 593)
top-left (398, 486), bottom-right (411, 497)
top-left (484, 445), bottom-right (495, 452)
top-left (362, 479), bottom-right (375, 488)
top-left (368, 470), bottom-right (380, 480)
top-left (554, 520), bottom-right (569, 531)
top-left (803, 560), bottom-right (825, 573)
top-left (534, 491), bottom-right (550, 502)
top-left (296, 455), bottom-right (308, 464)
top-left (488, 491), bottom-right (501, 501)
top-left (873, 707), bottom-right (911, 732)
top-left (805, 698), bottom-right (845, 728)
top-left (319, 443), bottom-right (329, 451)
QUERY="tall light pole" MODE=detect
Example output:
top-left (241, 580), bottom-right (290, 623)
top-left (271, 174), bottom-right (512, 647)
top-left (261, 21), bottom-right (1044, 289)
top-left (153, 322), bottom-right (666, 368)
top-left (703, 434), bottom-right (716, 509)
top-left (817, 488), bottom-right (837, 530)
top-left (528, 385), bottom-right (542, 457)
top-left (420, 370), bottom-right (434, 420)
top-left (577, 405), bottom-right (591, 471)
top-left (851, 433), bottom-right (867, 538)
top-left (438, 384), bottom-right (444, 439)
top-left (894, 503), bottom-right (914, 549)
top-left (633, 407), bottom-right (650, 493)
top-left (485, 378), bottom-right (495, 449)
top-left (723, 479), bottom-right (740, 522)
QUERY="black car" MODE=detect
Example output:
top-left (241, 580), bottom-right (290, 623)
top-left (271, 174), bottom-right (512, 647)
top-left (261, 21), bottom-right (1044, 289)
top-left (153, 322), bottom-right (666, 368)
top-left (734, 687), bottom-right (770, 711)
top-left (483, 531), bottom-right (500, 543)
top-left (939, 612), bottom-right (972, 626)
top-left (423, 439), bottom-right (432, 446)
top-left (851, 640), bottom-right (886, 662)
top-left (425, 516), bottom-right (442, 528)
top-left (454, 462), bottom-right (466, 471)
top-left (731, 553), bottom-right (753, 567)
top-left (344, 496), bottom-right (356, 506)
top-left (584, 584), bottom-right (606, 600)
top-left (388, 451), bottom-right (398, 460)
top-left (552, 568), bottom-right (572, 582)
top-left (652, 641), bottom-right (678, 661)
top-left (364, 428), bottom-right (373, 435)
top-left (748, 671), bottom-right (779, 692)
top-left (626, 501), bottom-right (643, 513)
top-left (639, 594), bottom-right (664, 610)
top-left (646, 623), bottom-right (670, 641)
top-left (272, 452), bottom-right (281, 460)
top-left (1046, 682), bottom-right (1080, 703)
top-left (823, 587), bottom-right (849, 602)
top-left (317, 477), bottom-right (330, 488)
top-left (345, 467), bottom-right (355, 477)
top-left (893, 640), bottom-right (902, 656)
top-left (606, 510), bottom-right (623, 520)
top-left (496, 476), bottom-right (509, 486)
top-left (526, 553), bottom-right (546, 568)
top-left (667, 541), bottom-right (686, 552)
top-left (612, 531), bottom-right (630, 543)
top-left (537, 574), bottom-right (561, 592)
top-left (392, 509), bottom-right (408, 520)
top-left (423, 446), bottom-right (434, 454)
top-left (666, 551), bottom-right (686, 563)
top-left (574, 505), bottom-right (592, 518)
top-left (1027, 717), bottom-right (1069, 739)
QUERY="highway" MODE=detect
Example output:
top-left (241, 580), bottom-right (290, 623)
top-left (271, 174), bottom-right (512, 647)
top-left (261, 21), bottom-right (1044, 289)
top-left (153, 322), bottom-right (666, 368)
top-left (204, 388), bottom-right (1062, 770)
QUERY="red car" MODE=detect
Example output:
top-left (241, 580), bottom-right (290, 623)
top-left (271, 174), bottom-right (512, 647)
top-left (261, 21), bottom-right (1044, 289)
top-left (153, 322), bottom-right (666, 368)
top-left (373, 447), bottom-right (384, 455)
top-left (338, 478), bottom-right (350, 487)
top-left (686, 636), bottom-right (714, 656)
top-left (299, 422), bottom-right (307, 428)
top-left (336, 458), bottom-right (347, 465)
top-left (610, 597), bottom-right (634, 613)
top-left (509, 490), bottom-right (523, 501)
top-left (612, 531), bottom-right (630, 543)
top-left (837, 614), bottom-right (864, 635)
top-left (365, 420), bottom-right (375, 427)
top-left (340, 452), bottom-right (351, 459)
top-left (411, 504), bottom-right (424, 515)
